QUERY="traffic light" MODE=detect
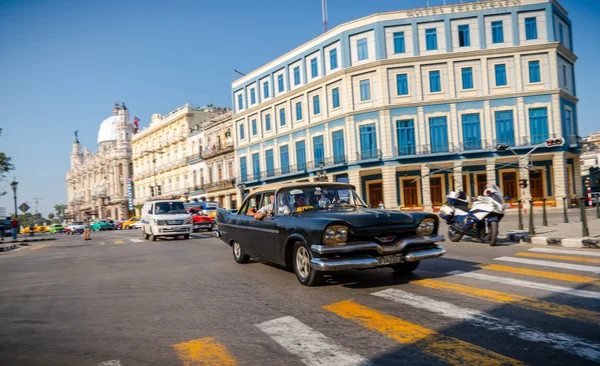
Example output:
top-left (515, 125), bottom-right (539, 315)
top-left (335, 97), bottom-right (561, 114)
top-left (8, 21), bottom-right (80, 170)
top-left (496, 143), bottom-right (510, 152)
top-left (519, 179), bottom-right (528, 188)
top-left (545, 137), bottom-right (565, 147)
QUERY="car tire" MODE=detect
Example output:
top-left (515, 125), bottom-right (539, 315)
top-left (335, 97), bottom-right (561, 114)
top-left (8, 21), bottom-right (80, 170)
top-left (150, 233), bottom-right (157, 241)
top-left (293, 242), bottom-right (323, 286)
top-left (143, 230), bottom-right (150, 240)
top-left (232, 241), bottom-right (250, 264)
top-left (392, 261), bottom-right (420, 275)
top-left (183, 234), bottom-right (190, 240)
top-left (207, 227), bottom-right (213, 232)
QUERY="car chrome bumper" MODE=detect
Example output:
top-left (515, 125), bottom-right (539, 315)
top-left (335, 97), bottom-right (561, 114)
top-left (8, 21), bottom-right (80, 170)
top-left (310, 235), bottom-right (446, 255)
top-left (310, 247), bottom-right (446, 271)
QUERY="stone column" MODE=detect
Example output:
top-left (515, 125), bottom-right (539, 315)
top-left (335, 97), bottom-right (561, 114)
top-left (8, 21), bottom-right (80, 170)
top-left (453, 161), bottom-right (463, 192)
top-left (348, 169), bottom-right (362, 200)
top-left (421, 165), bottom-right (433, 211)
top-left (486, 158), bottom-right (496, 186)
top-left (572, 154), bottom-right (582, 197)
top-left (518, 156), bottom-right (531, 201)
top-left (381, 166), bottom-right (398, 209)
top-left (553, 152), bottom-right (567, 210)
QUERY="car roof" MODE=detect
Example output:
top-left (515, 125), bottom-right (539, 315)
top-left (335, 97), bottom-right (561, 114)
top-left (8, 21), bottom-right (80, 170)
top-left (249, 181), bottom-right (355, 194)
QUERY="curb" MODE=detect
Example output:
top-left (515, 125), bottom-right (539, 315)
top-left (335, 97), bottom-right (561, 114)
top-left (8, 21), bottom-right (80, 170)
top-left (0, 243), bottom-right (18, 252)
top-left (506, 231), bottom-right (600, 249)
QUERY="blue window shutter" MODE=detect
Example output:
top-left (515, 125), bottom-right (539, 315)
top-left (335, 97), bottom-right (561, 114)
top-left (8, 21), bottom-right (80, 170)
top-left (313, 136), bottom-right (324, 164)
top-left (277, 74), bottom-right (284, 92)
top-left (263, 82), bottom-right (269, 98)
top-left (332, 130), bottom-right (345, 164)
top-left (559, 23), bottom-right (564, 44)
top-left (237, 94), bottom-right (243, 110)
top-left (425, 28), bottom-right (437, 50)
top-left (293, 66), bottom-right (300, 85)
top-left (458, 25), bottom-right (470, 47)
top-left (429, 117), bottom-right (448, 153)
top-left (528, 60), bottom-right (541, 83)
top-left (330, 49), bottom-right (338, 70)
top-left (396, 74), bottom-right (408, 95)
top-left (491, 21), bottom-right (504, 43)
top-left (251, 119), bottom-right (257, 135)
top-left (279, 109), bottom-right (286, 126)
top-left (429, 71), bottom-right (441, 93)
top-left (250, 89), bottom-right (256, 104)
top-left (495, 110), bottom-right (515, 146)
top-left (393, 32), bottom-right (405, 54)
top-left (525, 17), bottom-right (538, 40)
top-left (359, 80), bottom-right (371, 101)
top-left (494, 64), bottom-right (507, 86)
top-left (239, 124), bottom-right (245, 140)
top-left (265, 150), bottom-right (274, 177)
top-left (562, 65), bottom-right (568, 87)
top-left (461, 113), bottom-right (481, 150)
top-left (461, 68), bottom-right (473, 89)
top-left (313, 95), bottom-right (320, 114)
top-left (357, 38), bottom-right (368, 60)
top-left (252, 153), bottom-right (260, 180)
top-left (565, 109), bottom-right (572, 136)
top-left (529, 107), bottom-right (548, 144)
top-left (296, 141), bottom-right (306, 170)
top-left (359, 124), bottom-right (377, 159)
top-left (310, 58), bottom-right (318, 78)
top-left (396, 119), bottom-right (415, 155)
top-left (295, 102), bottom-right (302, 120)
top-left (240, 157), bottom-right (247, 181)
top-left (332, 87), bottom-right (340, 108)
top-left (265, 115), bottom-right (271, 131)
top-left (280, 145), bottom-right (289, 174)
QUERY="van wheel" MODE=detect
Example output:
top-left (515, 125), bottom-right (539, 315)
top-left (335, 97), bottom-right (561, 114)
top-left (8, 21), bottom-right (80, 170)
top-left (232, 241), bottom-right (250, 263)
top-left (150, 233), bottom-right (156, 241)
top-left (183, 234), bottom-right (190, 240)
top-left (293, 242), bottom-right (323, 286)
top-left (143, 230), bottom-right (149, 240)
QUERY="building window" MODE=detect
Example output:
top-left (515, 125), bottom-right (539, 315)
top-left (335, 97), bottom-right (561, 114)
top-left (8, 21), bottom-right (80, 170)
top-left (295, 102), bottom-right (302, 121)
top-left (396, 119), bottom-right (415, 155)
top-left (425, 28), bottom-right (438, 50)
top-left (263, 81), bottom-right (269, 98)
top-left (429, 70), bottom-right (441, 93)
top-left (332, 87), bottom-right (340, 108)
top-left (529, 107), bottom-right (548, 144)
top-left (429, 116), bottom-right (449, 153)
top-left (239, 124), bottom-right (245, 140)
top-left (252, 153), bottom-right (260, 180)
top-left (495, 110), bottom-right (515, 146)
top-left (332, 130), bottom-right (345, 164)
top-left (525, 17), bottom-right (538, 40)
top-left (461, 67), bottom-right (473, 89)
top-left (396, 74), bottom-right (409, 96)
top-left (359, 124), bottom-right (378, 160)
top-left (393, 31), bottom-right (405, 54)
top-left (313, 95), bottom-right (320, 115)
top-left (279, 108), bottom-right (286, 126)
top-left (330, 48), bottom-right (338, 70)
top-left (277, 74), bottom-right (284, 92)
top-left (562, 64), bottom-right (568, 87)
top-left (313, 135), bottom-right (324, 165)
top-left (359, 79), bottom-right (371, 101)
top-left (458, 24), bottom-right (470, 47)
top-left (237, 94), bottom-right (243, 110)
top-left (296, 140), bottom-right (306, 170)
top-left (491, 21), bottom-right (504, 43)
top-left (310, 57), bottom-right (318, 78)
top-left (293, 66), bottom-right (300, 85)
top-left (461, 113), bottom-right (481, 150)
top-left (250, 88), bottom-right (256, 104)
top-left (265, 149), bottom-right (274, 177)
top-left (251, 119), bottom-right (257, 136)
top-left (565, 108), bottom-right (573, 137)
top-left (265, 114), bottom-right (271, 131)
top-left (240, 156), bottom-right (247, 181)
top-left (357, 38), bottom-right (368, 60)
top-left (528, 60), bottom-right (541, 83)
top-left (559, 23), bottom-right (564, 44)
top-left (495, 64), bottom-right (507, 86)
top-left (280, 145), bottom-right (289, 174)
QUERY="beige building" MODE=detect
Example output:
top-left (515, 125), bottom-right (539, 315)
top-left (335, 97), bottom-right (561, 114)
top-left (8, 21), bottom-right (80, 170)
top-left (131, 104), bottom-right (218, 214)
top-left (66, 103), bottom-right (136, 221)
top-left (581, 131), bottom-right (600, 176)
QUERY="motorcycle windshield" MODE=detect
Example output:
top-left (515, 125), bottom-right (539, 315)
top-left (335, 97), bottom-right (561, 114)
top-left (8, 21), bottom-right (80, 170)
top-left (486, 184), bottom-right (505, 205)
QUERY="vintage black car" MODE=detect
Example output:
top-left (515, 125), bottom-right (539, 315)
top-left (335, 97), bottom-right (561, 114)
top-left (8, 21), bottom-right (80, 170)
top-left (216, 182), bottom-right (445, 286)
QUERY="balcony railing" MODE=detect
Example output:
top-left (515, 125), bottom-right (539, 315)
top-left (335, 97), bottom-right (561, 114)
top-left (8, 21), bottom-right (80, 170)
top-left (521, 134), bottom-right (556, 146)
top-left (186, 152), bottom-right (202, 162)
top-left (356, 149), bottom-right (382, 161)
top-left (200, 143), bottom-right (235, 159)
top-left (202, 179), bottom-right (236, 192)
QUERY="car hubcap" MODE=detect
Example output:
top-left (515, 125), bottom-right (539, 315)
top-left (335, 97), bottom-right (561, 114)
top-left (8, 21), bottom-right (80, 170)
top-left (296, 246), bottom-right (311, 278)
top-left (233, 242), bottom-right (241, 258)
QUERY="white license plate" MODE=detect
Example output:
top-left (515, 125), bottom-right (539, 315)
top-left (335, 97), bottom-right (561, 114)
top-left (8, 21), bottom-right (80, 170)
top-left (376, 254), bottom-right (404, 265)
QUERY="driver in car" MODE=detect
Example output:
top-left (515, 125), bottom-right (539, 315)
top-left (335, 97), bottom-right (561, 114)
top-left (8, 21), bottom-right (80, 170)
top-left (254, 194), bottom-right (275, 220)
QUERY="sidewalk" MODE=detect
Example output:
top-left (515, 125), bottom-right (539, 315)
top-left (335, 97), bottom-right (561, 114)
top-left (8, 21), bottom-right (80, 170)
top-left (0, 236), bottom-right (57, 253)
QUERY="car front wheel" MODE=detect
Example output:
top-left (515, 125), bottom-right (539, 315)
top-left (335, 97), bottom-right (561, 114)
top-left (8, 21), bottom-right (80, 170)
top-left (293, 242), bottom-right (323, 286)
top-left (232, 241), bottom-right (250, 263)
top-left (392, 261), bottom-right (420, 275)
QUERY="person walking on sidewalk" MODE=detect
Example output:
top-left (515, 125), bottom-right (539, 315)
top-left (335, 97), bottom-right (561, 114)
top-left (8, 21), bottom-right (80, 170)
top-left (83, 216), bottom-right (91, 240)
top-left (10, 216), bottom-right (19, 241)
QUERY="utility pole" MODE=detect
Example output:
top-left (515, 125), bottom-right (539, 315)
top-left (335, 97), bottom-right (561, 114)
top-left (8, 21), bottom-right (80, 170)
top-left (322, 0), bottom-right (328, 32)
top-left (32, 197), bottom-right (43, 214)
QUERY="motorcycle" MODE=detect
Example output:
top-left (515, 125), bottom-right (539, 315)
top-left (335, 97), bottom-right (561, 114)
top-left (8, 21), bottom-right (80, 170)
top-left (438, 184), bottom-right (508, 246)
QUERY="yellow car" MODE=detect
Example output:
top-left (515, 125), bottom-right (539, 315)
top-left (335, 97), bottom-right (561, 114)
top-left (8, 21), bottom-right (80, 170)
top-left (122, 216), bottom-right (141, 229)
top-left (35, 225), bottom-right (49, 233)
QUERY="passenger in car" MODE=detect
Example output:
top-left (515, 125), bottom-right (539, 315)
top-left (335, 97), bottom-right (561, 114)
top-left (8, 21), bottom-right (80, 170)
top-left (254, 194), bottom-right (275, 220)
top-left (278, 195), bottom-right (292, 215)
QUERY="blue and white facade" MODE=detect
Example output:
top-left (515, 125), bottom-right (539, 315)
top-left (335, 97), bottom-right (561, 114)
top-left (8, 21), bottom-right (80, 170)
top-left (232, 0), bottom-right (579, 210)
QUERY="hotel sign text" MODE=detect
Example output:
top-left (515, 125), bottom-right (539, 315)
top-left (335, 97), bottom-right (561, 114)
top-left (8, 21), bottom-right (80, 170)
top-left (406, 0), bottom-right (522, 18)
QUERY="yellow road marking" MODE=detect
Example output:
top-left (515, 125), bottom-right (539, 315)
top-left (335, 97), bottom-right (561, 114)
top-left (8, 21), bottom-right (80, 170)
top-left (173, 337), bottom-right (237, 366)
top-left (30, 244), bottom-right (49, 251)
top-left (475, 264), bottom-right (600, 286)
top-left (324, 300), bottom-right (524, 366)
top-left (412, 278), bottom-right (600, 324)
top-left (515, 252), bottom-right (600, 264)
top-left (114, 240), bottom-right (125, 245)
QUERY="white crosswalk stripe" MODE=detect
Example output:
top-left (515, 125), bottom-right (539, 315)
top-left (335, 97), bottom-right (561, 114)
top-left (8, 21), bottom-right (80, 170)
top-left (527, 247), bottom-right (600, 257)
top-left (130, 238), bottom-right (144, 243)
top-left (96, 360), bottom-right (121, 366)
top-left (494, 256), bottom-right (600, 273)
top-left (373, 288), bottom-right (600, 362)
top-left (447, 270), bottom-right (600, 299)
top-left (256, 316), bottom-right (367, 366)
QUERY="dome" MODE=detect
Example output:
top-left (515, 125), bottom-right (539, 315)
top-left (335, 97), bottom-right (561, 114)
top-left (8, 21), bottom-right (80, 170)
top-left (97, 116), bottom-right (119, 144)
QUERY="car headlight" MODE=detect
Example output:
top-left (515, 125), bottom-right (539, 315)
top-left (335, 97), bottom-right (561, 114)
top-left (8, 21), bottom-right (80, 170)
top-left (156, 220), bottom-right (166, 226)
top-left (183, 218), bottom-right (192, 224)
top-left (416, 218), bottom-right (436, 236)
top-left (322, 225), bottom-right (349, 245)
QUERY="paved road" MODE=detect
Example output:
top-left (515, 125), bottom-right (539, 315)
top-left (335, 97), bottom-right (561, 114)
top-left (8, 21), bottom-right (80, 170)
top-left (0, 228), bottom-right (599, 365)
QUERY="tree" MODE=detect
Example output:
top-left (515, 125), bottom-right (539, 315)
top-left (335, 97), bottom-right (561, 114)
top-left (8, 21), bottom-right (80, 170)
top-left (0, 128), bottom-right (15, 197)
top-left (53, 204), bottom-right (67, 222)
top-left (48, 213), bottom-right (55, 220)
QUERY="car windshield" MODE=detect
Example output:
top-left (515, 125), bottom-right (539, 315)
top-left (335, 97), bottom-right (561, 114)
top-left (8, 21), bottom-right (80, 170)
top-left (154, 202), bottom-right (187, 214)
top-left (277, 186), bottom-right (367, 214)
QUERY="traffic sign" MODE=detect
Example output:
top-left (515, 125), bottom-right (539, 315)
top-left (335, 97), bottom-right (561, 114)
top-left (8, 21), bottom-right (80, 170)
top-left (19, 203), bottom-right (30, 213)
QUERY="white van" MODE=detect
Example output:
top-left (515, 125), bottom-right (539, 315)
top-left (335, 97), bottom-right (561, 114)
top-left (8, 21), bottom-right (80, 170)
top-left (141, 200), bottom-right (193, 241)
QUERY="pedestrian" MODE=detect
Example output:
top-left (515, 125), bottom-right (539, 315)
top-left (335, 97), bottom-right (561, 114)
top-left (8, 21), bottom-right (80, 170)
top-left (378, 201), bottom-right (385, 209)
top-left (84, 216), bottom-right (91, 240)
top-left (10, 216), bottom-right (19, 241)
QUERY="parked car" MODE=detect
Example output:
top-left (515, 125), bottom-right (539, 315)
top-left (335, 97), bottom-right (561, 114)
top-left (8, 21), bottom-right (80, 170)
top-left (66, 222), bottom-right (86, 234)
top-left (191, 213), bottom-right (214, 232)
top-left (91, 220), bottom-right (114, 231)
top-left (216, 182), bottom-right (446, 286)
top-left (122, 216), bottom-right (140, 229)
top-left (129, 221), bottom-right (142, 229)
top-left (48, 224), bottom-right (66, 234)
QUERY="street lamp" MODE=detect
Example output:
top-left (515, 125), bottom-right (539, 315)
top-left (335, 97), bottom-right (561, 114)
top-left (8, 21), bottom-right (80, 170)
top-left (10, 178), bottom-right (18, 217)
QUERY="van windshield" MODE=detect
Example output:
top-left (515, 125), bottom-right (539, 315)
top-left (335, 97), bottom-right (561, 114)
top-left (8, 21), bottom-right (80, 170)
top-left (154, 202), bottom-right (187, 214)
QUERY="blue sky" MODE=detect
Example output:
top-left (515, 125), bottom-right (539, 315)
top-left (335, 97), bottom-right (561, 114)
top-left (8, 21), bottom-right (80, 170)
top-left (0, 0), bottom-right (598, 216)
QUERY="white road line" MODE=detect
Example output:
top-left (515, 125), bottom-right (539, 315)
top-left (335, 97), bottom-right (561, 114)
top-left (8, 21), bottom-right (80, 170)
top-left (256, 316), bottom-right (366, 366)
top-left (448, 270), bottom-right (600, 299)
top-left (528, 248), bottom-right (600, 257)
top-left (129, 238), bottom-right (144, 243)
top-left (99, 242), bottom-right (106, 245)
top-left (494, 256), bottom-right (600, 273)
top-left (374, 288), bottom-right (600, 362)
top-left (97, 360), bottom-right (121, 366)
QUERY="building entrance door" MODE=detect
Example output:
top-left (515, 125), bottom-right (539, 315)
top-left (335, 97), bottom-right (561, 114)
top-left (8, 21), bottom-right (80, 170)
top-left (502, 172), bottom-right (518, 201)
top-left (476, 173), bottom-right (487, 196)
top-left (530, 172), bottom-right (544, 200)
top-left (403, 179), bottom-right (418, 207)
top-left (430, 177), bottom-right (443, 205)
top-left (368, 182), bottom-right (383, 208)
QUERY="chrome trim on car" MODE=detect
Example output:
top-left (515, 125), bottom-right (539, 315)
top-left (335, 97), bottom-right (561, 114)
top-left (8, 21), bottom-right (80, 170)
top-left (405, 247), bottom-right (447, 262)
top-left (310, 235), bottom-right (445, 255)
top-left (217, 223), bottom-right (278, 234)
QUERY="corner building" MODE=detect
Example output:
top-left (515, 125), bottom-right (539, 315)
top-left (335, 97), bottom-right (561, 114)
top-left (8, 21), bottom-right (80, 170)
top-left (232, 0), bottom-right (580, 211)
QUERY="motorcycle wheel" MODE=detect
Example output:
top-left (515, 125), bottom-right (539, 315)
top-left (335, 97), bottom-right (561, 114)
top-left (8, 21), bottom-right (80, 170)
top-left (448, 226), bottom-right (463, 242)
top-left (485, 221), bottom-right (499, 246)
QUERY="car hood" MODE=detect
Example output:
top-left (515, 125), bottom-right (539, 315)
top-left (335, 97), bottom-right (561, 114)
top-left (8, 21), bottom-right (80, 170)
top-left (296, 208), bottom-right (417, 228)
